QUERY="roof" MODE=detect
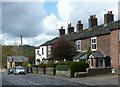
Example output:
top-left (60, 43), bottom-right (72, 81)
top-left (89, 51), bottom-right (105, 58)
top-left (39, 20), bottom-right (120, 46)
top-left (60, 20), bottom-right (120, 41)
top-left (73, 52), bottom-right (87, 60)
top-left (7, 56), bottom-right (28, 62)
top-left (39, 37), bottom-right (58, 47)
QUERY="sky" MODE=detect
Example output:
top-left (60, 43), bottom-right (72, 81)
top-left (1, 0), bottom-right (120, 46)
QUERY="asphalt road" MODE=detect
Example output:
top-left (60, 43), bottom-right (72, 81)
top-left (1, 72), bottom-right (97, 87)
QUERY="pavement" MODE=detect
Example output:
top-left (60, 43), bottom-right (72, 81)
top-left (41, 74), bottom-right (120, 86)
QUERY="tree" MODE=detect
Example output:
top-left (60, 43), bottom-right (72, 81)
top-left (51, 37), bottom-right (75, 63)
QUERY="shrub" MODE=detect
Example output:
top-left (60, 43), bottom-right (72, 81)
top-left (64, 61), bottom-right (73, 66)
top-left (32, 65), bottom-right (38, 67)
top-left (39, 63), bottom-right (47, 68)
top-left (46, 61), bottom-right (54, 67)
top-left (56, 65), bottom-right (70, 71)
top-left (69, 61), bottom-right (89, 77)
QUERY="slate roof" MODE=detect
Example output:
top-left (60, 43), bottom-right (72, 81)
top-left (7, 56), bottom-right (28, 62)
top-left (90, 51), bottom-right (106, 58)
top-left (40, 37), bottom-right (58, 47)
top-left (73, 52), bottom-right (86, 60)
top-left (39, 20), bottom-right (120, 47)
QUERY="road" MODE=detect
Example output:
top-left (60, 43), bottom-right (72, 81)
top-left (1, 71), bottom-right (97, 87)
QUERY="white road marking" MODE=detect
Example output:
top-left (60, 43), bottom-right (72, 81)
top-left (28, 81), bottom-right (40, 85)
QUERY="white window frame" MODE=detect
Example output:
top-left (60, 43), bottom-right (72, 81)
top-left (37, 50), bottom-right (39, 55)
top-left (48, 46), bottom-right (51, 55)
top-left (76, 40), bottom-right (81, 51)
top-left (91, 37), bottom-right (97, 51)
top-left (42, 48), bottom-right (44, 55)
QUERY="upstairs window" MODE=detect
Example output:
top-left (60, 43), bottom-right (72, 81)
top-left (76, 40), bottom-right (81, 51)
top-left (91, 37), bottom-right (97, 51)
top-left (48, 46), bottom-right (51, 55)
top-left (42, 48), bottom-right (44, 55)
top-left (37, 50), bottom-right (39, 55)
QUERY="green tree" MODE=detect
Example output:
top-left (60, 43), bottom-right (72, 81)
top-left (86, 47), bottom-right (91, 63)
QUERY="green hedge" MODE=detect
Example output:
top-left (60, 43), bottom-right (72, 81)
top-left (56, 65), bottom-right (69, 71)
top-left (69, 61), bottom-right (89, 77)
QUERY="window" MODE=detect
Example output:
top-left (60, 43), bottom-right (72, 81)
top-left (76, 40), bottom-right (81, 51)
top-left (91, 37), bottom-right (97, 51)
top-left (48, 46), bottom-right (51, 55)
top-left (42, 48), bottom-right (44, 55)
top-left (37, 50), bottom-right (39, 55)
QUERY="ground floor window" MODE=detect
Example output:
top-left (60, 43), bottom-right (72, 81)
top-left (99, 58), bottom-right (104, 67)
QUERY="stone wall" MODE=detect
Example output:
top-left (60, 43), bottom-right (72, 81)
top-left (87, 67), bottom-right (112, 76)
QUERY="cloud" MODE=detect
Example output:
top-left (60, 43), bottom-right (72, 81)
top-left (43, 13), bottom-right (58, 36)
top-left (2, 2), bottom-right (46, 37)
top-left (57, 0), bottom-right (119, 30)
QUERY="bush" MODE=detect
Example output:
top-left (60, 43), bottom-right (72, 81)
top-left (32, 65), bottom-right (38, 67)
top-left (69, 61), bottom-right (89, 77)
top-left (39, 63), bottom-right (47, 68)
top-left (56, 65), bottom-right (70, 71)
top-left (46, 61), bottom-right (54, 67)
top-left (64, 61), bottom-right (73, 66)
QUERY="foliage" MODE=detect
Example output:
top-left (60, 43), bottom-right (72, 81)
top-left (86, 47), bottom-right (91, 61)
top-left (51, 37), bottom-right (75, 63)
top-left (69, 61), bottom-right (89, 77)
top-left (23, 62), bottom-right (28, 67)
top-left (57, 61), bottom-right (73, 66)
top-left (2, 45), bottom-right (36, 68)
top-left (56, 65), bottom-right (69, 71)
top-left (39, 63), bottom-right (47, 68)
top-left (46, 60), bottom-right (54, 67)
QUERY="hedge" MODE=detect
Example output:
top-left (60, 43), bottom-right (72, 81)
top-left (69, 61), bottom-right (89, 77)
top-left (56, 65), bottom-right (69, 71)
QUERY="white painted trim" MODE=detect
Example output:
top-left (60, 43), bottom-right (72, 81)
top-left (91, 37), bottom-right (97, 51)
top-left (76, 40), bottom-right (81, 52)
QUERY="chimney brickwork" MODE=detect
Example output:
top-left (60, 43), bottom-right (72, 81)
top-left (104, 11), bottom-right (114, 24)
top-left (59, 26), bottom-right (65, 36)
top-left (89, 15), bottom-right (98, 28)
top-left (67, 23), bottom-right (74, 34)
top-left (76, 21), bottom-right (83, 32)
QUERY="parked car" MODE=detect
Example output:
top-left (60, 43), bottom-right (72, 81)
top-left (8, 68), bottom-right (15, 75)
top-left (14, 66), bottom-right (26, 75)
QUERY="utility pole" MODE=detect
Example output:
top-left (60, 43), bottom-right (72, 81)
top-left (20, 35), bottom-right (23, 54)
top-left (20, 35), bottom-right (23, 66)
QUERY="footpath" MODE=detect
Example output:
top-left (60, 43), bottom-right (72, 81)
top-left (43, 74), bottom-right (119, 86)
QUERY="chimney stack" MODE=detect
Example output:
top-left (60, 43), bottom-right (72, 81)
top-left (59, 26), bottom-right (65, 36)
top-left (88, 15), bottom-right (98, 28)
top-left (76, 20), bottom-right (83, 32)
top-left (104, 11), bottom-right (114, 24)
top-left (67, 23), bottom-right (74, 34)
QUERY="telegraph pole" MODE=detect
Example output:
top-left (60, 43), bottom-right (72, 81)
top-left (20, 35), bottom-right (23, 54)
top-left (20, 35), bottom-right (23, 66)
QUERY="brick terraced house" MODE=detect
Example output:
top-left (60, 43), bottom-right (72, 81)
top-left (35, 11), bottom-right (120, 74)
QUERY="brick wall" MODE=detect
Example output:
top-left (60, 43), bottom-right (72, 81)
top-left (81, 38), bottom-right (91, 51)
top-left (97, 34), bottom-right (110, 56)
top-left (110, 30), bottom-right (119, 73)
